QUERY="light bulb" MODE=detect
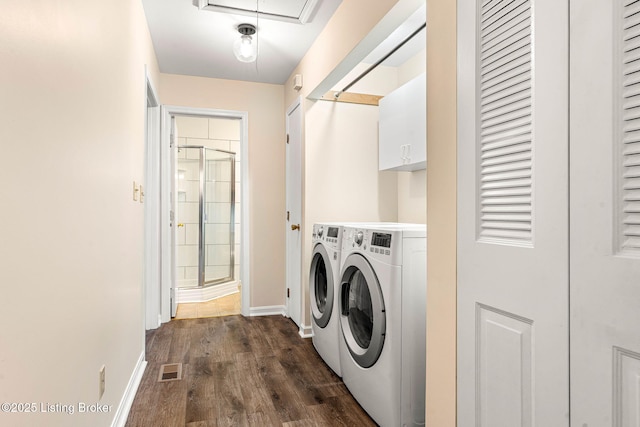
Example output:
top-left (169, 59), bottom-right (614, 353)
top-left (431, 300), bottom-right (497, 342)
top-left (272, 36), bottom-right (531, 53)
top-left (233, 34), bottom-right (257, 63)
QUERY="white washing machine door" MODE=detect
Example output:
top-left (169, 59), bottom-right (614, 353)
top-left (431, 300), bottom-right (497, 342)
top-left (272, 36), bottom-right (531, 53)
top-left (309, 243), bottom-right (334, 328)
top-left (339, 253), bottom-right (386, 368)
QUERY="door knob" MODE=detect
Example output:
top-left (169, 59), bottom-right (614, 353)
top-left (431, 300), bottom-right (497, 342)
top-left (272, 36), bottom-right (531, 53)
top-left (177, 223), bottom-right (185, 228)
top-left (291, 224), bottom-right (300, 231)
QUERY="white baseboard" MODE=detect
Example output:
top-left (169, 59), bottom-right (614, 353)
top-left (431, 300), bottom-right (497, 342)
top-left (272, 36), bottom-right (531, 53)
top-left (110, 351), bottom-right (147, 427)
top-left (249, 305), bottom-right (286, 317)
top-left (298, 323), bottom-right (313, 338)
top-left (177, 281), bottom-right (239, 303)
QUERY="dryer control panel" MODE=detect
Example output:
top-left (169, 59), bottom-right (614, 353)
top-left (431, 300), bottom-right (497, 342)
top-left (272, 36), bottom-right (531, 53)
top-left (343, 227), bottom-right (397, 261)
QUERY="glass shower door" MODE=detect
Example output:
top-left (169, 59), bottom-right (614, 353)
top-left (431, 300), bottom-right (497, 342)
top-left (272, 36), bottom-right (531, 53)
top-left (176, 146), bottom-right (235, 289)
top-left (203, 148), bottom-right (235, 285)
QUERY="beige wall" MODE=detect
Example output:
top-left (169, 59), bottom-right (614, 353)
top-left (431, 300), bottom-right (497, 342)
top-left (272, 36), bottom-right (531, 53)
top-left (426, 0), bottom-right (457, 425)
top-left (284, 0), bottom-right (401, 107)
top-left (160, 74), bottom-right (285, 308)
top-left (0, 1), bottom-right (159, 426)
top-left (284, 0), bottom-right (403, 330)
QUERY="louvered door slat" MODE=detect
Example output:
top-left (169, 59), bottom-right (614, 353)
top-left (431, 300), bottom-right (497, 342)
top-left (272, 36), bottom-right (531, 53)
top-left (624, 201), bottom-right (640, 213)
top-left (481, 0), bottom-right (528, 31)
top-left (624, 214), bottom-right (640, 225)
top-left (624, 25), bottom-right (640, 41)
top-left (481, 80), bottom-right (530, 107)
top-left (623, 105), bottom-right (640, 121)
top-left (624, 1), bottom-right (640, 19)
top-left (619, 1), bottom-right (640, 255)
top-left (482, 17), bottom-right (531, 56)
top-left (623, 236), bottom-right (640, 249)
top-left (481, 34), bottom-right (531, 65)
top-left (623, 61), bottom-right (640, 76)
top-left (623, 48), bottom-right (640, 65)
top-left (481, 97), bottom-right (530, 122)
top-left (481, 106), bottom-right (531, 130)
top-left (478, 0), bottom-right (532, 244)
top-left (481, 63), bottom-right (531, 96)
top-left (482, 53), bottom-right (530, 84)
top-left (482, 204), bottom-right (532, 213)
top-left (481, 44), bottom-right (530, 78)
top-left (623, 142), bottom-right (640, 155)
top-left (481, 178), bottom-right (532, 191)
top-left (481, 132), bottom-right (530, 151)
top-left (624, 71), bottom-right (640, 87)
top-left (482, 150), bottom-right (531, 167)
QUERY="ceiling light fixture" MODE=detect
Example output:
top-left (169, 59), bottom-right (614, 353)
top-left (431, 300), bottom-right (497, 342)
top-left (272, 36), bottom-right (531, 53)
top-left (233, 23), bottom-right (257, 63)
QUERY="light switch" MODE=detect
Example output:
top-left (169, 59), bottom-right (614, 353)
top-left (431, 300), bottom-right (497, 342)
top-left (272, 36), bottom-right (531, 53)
top-left (133, 181), bottom-right (139, 202)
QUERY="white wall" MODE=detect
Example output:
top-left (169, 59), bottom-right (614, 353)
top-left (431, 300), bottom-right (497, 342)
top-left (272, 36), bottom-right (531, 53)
top-left (328, 49), bottom-right (428, 226)
top-left (0, 1), bottom-right (159, 426)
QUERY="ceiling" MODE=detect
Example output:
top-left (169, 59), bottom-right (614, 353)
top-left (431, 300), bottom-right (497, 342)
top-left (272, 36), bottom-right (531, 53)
top-left (142, 0), bottom-right (426, 86)
top-left (142, 0), bottom-right (343, 85)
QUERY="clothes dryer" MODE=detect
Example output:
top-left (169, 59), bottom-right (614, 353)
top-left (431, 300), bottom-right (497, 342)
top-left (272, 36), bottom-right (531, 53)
top-left (309, 222), bottom-right (345, 376)
top-left (338, 223), bottom-right (427, 426)
top-left (309, 222), bottom-right (393, 377)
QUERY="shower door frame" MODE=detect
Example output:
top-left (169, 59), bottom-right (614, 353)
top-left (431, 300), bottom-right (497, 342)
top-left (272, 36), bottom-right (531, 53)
top-left (178, 145), bottom-right (236, 289)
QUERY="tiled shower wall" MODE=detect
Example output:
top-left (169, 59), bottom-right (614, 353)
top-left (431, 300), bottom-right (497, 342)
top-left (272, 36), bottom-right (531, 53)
top-left (175, 116), bottom-right (241, 288)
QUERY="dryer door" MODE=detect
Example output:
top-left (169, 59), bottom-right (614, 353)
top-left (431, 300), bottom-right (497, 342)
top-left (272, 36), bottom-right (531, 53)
top-left (309, 243), bottom-right (334, 328)
top-left (339, 253), bottom-right (386, 368)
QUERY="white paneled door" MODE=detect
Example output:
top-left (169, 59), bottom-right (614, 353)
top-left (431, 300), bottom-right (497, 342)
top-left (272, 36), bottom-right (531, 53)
top-left (457, 0), bottom-right (570, 425)
top-left (570, 1), bottom-right (640, 425)
top-left (286, 97), bottom-right (303, 328)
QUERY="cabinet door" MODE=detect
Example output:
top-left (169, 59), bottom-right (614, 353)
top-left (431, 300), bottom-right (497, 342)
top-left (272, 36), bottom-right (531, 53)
top-left (457, 0), bottom-right (569, 425)
top-left (379, 73), bottom-right (426, 171)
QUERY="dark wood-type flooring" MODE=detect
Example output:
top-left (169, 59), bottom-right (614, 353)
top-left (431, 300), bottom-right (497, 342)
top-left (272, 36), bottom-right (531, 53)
top-left (125, 315), bottom-right (377, 426)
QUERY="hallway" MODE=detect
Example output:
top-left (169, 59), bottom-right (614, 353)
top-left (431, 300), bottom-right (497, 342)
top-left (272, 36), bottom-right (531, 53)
top-left (125, 315), bottom-right (375, 426)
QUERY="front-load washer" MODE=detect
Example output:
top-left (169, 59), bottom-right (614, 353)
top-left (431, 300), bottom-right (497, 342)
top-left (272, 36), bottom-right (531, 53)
top-left (309, 222), bottom-right (393, 377)
top-left (309, 222), bottom-right (345, 376)
top-left (338, 223), bottom-right (427, 427)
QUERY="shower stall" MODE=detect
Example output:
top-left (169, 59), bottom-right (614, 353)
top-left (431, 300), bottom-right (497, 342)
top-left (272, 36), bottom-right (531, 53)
top-left (176, 146), bottom-right (236, 290)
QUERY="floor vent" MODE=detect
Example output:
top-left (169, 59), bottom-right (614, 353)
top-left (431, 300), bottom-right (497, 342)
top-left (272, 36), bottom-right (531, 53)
top-left (158, 363), bottom-right (183, 382)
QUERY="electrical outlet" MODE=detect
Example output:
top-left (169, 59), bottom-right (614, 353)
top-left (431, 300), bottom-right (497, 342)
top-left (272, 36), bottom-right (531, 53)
top-left (99, 365), bottom-right (106, 399)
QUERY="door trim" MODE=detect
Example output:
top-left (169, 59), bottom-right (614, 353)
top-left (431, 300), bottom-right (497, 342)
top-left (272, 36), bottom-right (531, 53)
top-left (143, 67), bottom-right (161, 330)
top-left (159, 105), bottom-right (250, 321)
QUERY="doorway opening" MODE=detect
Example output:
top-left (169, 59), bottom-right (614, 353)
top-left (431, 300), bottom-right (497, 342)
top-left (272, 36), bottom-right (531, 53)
top-left (159, 106), bottom-right (250, 323)
top-left (173, 115), bottom-right (241, 318)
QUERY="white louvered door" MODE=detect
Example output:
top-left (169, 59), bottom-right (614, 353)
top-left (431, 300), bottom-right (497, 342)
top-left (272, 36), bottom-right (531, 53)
top-left (570, 1), bottom-right (640, 425)
top-left (458, 0), bottom-right (569, 425)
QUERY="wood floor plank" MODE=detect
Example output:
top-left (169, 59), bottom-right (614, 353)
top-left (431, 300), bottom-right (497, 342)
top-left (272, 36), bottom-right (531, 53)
top-left (234, 353), bottom-right (281, 423)
top-left (125, 315), bottom-right (376, 427)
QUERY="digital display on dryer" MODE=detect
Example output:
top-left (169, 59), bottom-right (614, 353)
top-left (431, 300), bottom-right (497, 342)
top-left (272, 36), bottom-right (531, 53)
top-left (327, 227), bottom-right (339, 238)
top-left (371, 232), bottom-right (392, 248)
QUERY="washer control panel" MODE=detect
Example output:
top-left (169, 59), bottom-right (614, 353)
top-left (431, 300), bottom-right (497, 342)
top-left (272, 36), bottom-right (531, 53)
top-left (343, 227), bottom-right (394, 258)
top-left (312, 224), bottom-right (342, 249)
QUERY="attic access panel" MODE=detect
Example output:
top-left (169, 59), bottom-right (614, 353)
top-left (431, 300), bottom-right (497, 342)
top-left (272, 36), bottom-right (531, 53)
top-left (197, 0), bottom-right (318, 24)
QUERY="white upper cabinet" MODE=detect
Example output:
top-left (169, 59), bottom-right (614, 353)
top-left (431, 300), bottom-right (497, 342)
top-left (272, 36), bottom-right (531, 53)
top-left (378, 72), bottom-right (426, 171)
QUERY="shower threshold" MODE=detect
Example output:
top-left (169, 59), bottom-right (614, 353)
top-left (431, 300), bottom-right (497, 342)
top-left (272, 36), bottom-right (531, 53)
top-left (176, 279), bottom-right (240, 304)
